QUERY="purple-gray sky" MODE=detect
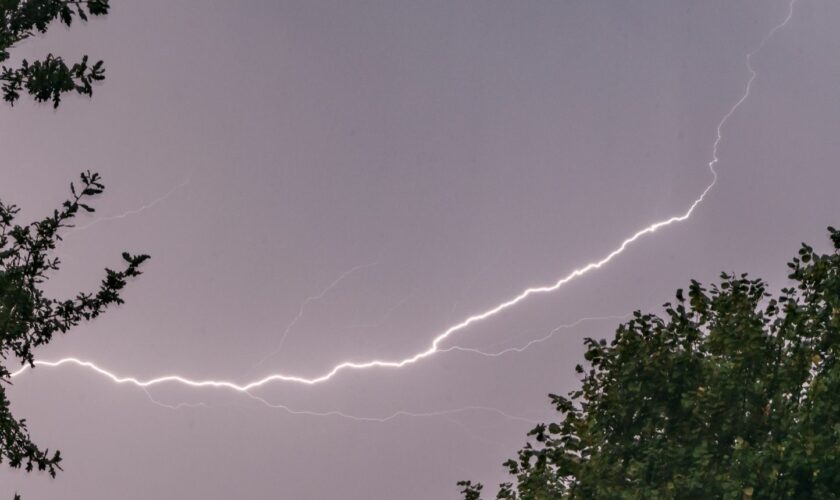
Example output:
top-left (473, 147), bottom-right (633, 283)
top-left (2, 0), bottom-right (839, 498)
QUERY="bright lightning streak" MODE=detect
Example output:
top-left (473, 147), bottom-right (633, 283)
top-left (11, 0), bottom-right (798, 392)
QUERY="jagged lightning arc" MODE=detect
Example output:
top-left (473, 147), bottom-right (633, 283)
top-left (244, 392), bottom-right (538, 425)
top-left (442, 313), bottom-right (634, 358)
top-left (254, 261), bottom-right (378, 368)
top-left (11, 0), bottom-right (798, 391)
top-left (67, 174), bottom-right (191, 234)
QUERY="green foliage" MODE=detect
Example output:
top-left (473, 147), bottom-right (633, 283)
top-left (459, 481), bottom-right (485, 500)
top-left (464, 227), bottom-right (840, 499)
top-left (1, 0), bottom-right (110, 107)
top-left (0, 172), bottom-right (147, 490)
top-left (2, 5), bottom-right (124, 498)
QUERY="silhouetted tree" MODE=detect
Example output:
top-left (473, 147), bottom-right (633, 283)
top-left (0, 172), bottom-right (148, 498)
top-left (2, 6), bottom-right (140, 498)
top-left (1, 0), bottom-right (110, 107)
top-left (461, 227), bottom-right (840, 499)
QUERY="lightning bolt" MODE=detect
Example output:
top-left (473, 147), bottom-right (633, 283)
top-left (140, 387), bottom-right (209, 410)
top-left (242, 391), bottom-right (538, 425)
top-left (11, 1), bottom-right (798, 395)
top-left (442, 313), bottom-right (634, 358)
top-left (67, 174), bottom-right (191, 234)
top-left (242, 393), bottom-right (538, 448)
top-left (138, 386), bottom-right (533, 427)
top-left (254, 261), bottom-right (378, 368)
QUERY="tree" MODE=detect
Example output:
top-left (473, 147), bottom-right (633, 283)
top-left (0, 172), bottom-right (148, 495)
top-left (1, 0), bottom-right (110, 107)
top-left (2, 3), bottom-right (145, 498)
top-left (461, 227), bottom-right (840, 499)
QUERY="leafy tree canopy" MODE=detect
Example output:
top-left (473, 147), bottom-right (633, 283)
top-left (1, 0), bottom-right (110, 107)
top-left (461, 227), bottom-right (840, 499)
top-left (0, 172), bottom-right (148, 491)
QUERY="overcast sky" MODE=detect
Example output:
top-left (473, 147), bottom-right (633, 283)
top-left (2, 0), bottom-right (839, 498)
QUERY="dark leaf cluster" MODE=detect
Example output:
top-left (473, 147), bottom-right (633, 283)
top-left (463, 227), bottom-right (840, 499)
top-left (1, 0), bottom-right (110, 107)
top-left (0, 172), bottom-right (147, 489)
